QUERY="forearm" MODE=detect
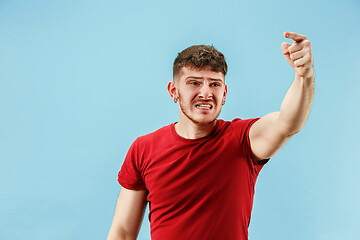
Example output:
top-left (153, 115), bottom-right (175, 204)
top-left (107, 188), bottom-right (147, 240)
top-left (248, 32), bottom-right (315, 160)
top-left (278, 73), bottom-right (314, 135)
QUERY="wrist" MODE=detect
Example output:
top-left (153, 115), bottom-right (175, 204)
top-left (295, 69), bottom-right (315, 84)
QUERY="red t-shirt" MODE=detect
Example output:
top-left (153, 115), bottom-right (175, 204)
top-left (118, 118), bottom-right (268, 240)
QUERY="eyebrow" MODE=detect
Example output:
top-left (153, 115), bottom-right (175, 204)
top-left (185, 76), bottom-right (224, 82)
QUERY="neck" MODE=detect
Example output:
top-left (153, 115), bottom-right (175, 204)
top-left (174, 119), bottom-right (217, 139)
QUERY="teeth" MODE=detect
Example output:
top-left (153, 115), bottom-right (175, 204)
top-left (196, 104), bottom-right (212, 109)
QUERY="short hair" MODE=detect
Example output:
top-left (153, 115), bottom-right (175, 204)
top-left (173, 45), bottom-right (228, 79)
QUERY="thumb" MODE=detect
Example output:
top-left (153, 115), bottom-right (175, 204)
top-left (281, 42), bottom-right (293, 67)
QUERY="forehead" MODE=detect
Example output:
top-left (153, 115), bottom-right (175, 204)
top-left (177, 66), bottom-right (225, 82)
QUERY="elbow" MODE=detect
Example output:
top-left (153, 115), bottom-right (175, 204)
top-left (107, 233), bottom-right (124, 240)
top-left (277, 116), bottom-right (304, 137)
top-left (285, 128), bottom-right (301, 137)
top-left (107, 235), bottom-right (127, 240)
top-left (107, 229), bottom-right (137, 240)
top-left (281, 123), bottom-right (302, 136)
top-left (279, 120), bottom-right (303, 137)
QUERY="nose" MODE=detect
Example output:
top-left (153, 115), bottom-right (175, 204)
top-left (198, 84), bottom-right (213, 99)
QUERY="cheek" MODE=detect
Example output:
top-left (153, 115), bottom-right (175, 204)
top-left (178, 92), bottom-right (190, 103)
top-left (215, 89), bottom-right (225, 100)
top-left (180, 91), bottom-right (198, 102)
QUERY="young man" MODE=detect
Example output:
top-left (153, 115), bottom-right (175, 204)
top-left (107, 32), bottom-right (314, 240)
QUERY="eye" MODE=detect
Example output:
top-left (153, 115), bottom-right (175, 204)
top-left (211, 82), bottom-right (221, 87)
top-left (190, 81), bottom-right (199, 85)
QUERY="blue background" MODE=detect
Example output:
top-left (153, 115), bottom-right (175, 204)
top-left (1, 0), bottom-right (359, 239)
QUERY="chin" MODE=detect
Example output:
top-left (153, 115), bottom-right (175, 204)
top-left (189, 115), bottom-right (218, 126)
top-left (197, 120), bottom-right (217, 126)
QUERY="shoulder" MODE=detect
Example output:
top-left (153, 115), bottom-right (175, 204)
top-left (135, 123), bottom-right (174, 145)
top-left (215, 118), bottom-right (261, 143)
top-left (232, 118), bottom-right (260, 131)
top-left (217, 118), bottom-right (260, 131)
top-left (230, 118), bottom-right (260, 125)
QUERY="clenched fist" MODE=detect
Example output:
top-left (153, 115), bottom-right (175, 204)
top-left (281, 32), bottom-right (314, 79)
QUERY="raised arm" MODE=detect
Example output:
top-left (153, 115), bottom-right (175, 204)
top-left (107, 188), bottom-right (148, 240)
top-left (249, 32), bottom-right (315, 160)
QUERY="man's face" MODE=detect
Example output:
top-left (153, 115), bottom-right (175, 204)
top-left (171, 66), bottom-right (227, 126)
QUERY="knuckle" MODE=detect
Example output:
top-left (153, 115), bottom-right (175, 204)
top-left (292, 53), bottom-right (299, 60)
top-left (302, 63), bottom-right (310, 69)
top-left (296, 60), bottom-right (305, 67)
top-left (305, 54), bottom-right (312, 61)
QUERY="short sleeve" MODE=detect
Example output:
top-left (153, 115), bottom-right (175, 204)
top-left (231, 118), bottom-right (269, 173)
top-left (117, 139), bottom-right (146, 190)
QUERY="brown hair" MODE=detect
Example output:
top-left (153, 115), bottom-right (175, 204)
top-left (173, 45), bottom-right (228, 78)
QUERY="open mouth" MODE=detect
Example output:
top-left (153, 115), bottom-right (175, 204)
top-left (195, 104), bottom-right (212, 110)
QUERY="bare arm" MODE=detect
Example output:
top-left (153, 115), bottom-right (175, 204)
top-left (250, 32), bottom-right (315, 160)
top-left (107, 187), bottom-right (148, 240)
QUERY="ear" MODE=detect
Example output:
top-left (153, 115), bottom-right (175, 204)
top-left (167, 81), bottom-right (178, 101)
top-left (223, 84), bottom-right (228, 103)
